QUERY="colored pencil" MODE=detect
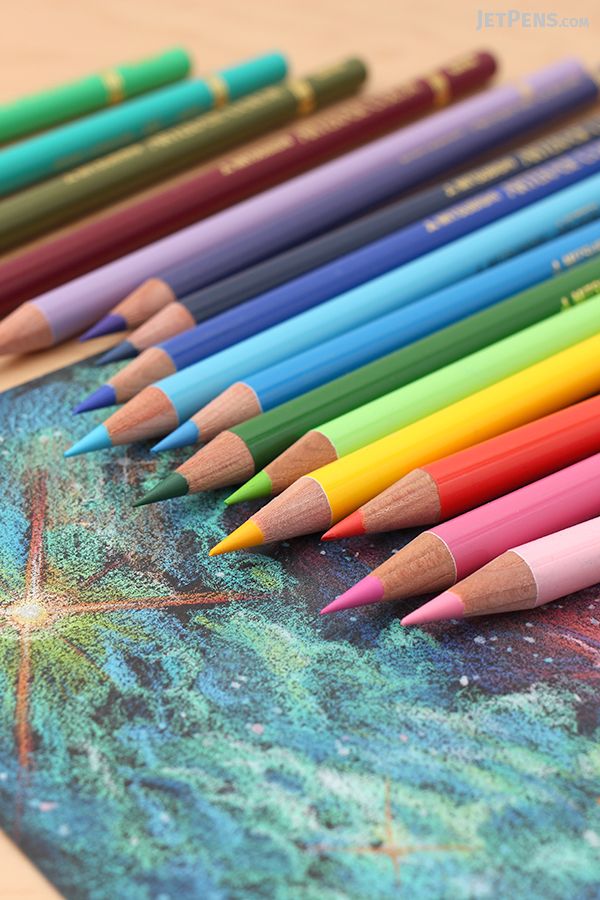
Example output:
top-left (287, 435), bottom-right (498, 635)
top-left (0, 57), bottom-right (587, 353)
top-left (322, 453), bottom-right (600, 616)
top-left (372, 394), bottom-right (600, 530)
top-left (137, 285), bottom-right (600, 506)
top-left (144, 172), bottom-right (600, 455)
top-left (160, 215), bottom-right (600, 454)
top-left (0, 47), bottom-right (192, 145)
top-left (0, 72), bottom-right (485, 315)
top-left (404, 515), bottom-right (600, 625)
top-left (220, 249), bottom-right (600, 503)
top-left (0, 58), bottom-right (367, 255)
top-left (54, 56), bottom-right (597, 352)
top-left (0, 52), bottom-right (288, 196)
top-left (208, 334), bottom-right (600, 554)
top-left (92, 109), bottom-right (600, 354)
top-left (63, 175), bottom-right (600, 456)
top-left (78, 146), bottom-right (600, 414)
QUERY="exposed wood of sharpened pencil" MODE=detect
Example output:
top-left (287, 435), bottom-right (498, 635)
top-left (124, 299), bottom-right (197, 348)
top-left (191, 382), bottom-right (262, 442)
top-left (178, 431), bottom-right (256, 493)
top-left (456, 552), bottom-right (538, 615)
top-left (106, 387), bottom-right (179, 444)
top-left (252, 476), bottom-right (334, 542)
top-left (263, 431), bottom-right (339, 495)
top-left (108, 348), bottom-right (177, 403)
top-left (368, 468), bottom-right (443, 527)
top-left (212, 476), bottom-right (334, 555)
top-left (0, 304), bottom-right (55, 355)
top-left (374, 532), bottom-right (457, 600)
top-left (109, 278), bottom-right (179, 329)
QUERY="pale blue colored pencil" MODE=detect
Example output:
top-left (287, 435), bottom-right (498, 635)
top-left (153, 217), bottom-right (600, 450)
top-left (65, 171), bottom-right (600, 456)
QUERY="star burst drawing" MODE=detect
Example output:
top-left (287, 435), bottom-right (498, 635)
top-left (0, 469), bottom-right (243, 832)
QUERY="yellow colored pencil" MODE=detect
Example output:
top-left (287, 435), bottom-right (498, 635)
top-left (210, 331), bottom-right (600, 554)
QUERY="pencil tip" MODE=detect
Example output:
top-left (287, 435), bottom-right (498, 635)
top-left (152, 420), bottom-right (199, 453)
top-left (225, 471), bottom-right (273, 505)
top-left (96, 341), bottom-right (137, 365)
top-left (72, 384), bottom-right (117, 414)
top-left (134, 472), bottom-right (190, 506)
top-left (322, 509), bottom-right (365, 541)
top-left (320, 575), bottom-right (385, 614)
top-left (80, 314), bottom-right (127, 341)
top-left (401, 591), bottom-right (465, 626)
top-left (209, 519), bottom-right (265, 556)
top-left (64, 424), bottom-right (111, 457)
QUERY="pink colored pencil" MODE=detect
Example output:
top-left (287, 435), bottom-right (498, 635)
top-left (405, 514), bottom-right (600, 624)
top-left (321, 452), bottom-right (600, 615)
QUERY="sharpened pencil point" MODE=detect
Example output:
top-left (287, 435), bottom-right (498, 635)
top-left (64, 424), bottom-right (112, 457)
top-left (97, 341), bottom-right (138, 365)
top-left (133, 472), bottom-right (189, 507)
top-left (152, 420), bottom-right (200, 453)
top-left (322, 509), bottom-right (365, 540)
top-left (401, 591), bottom-right (465, 626)
top-left (80, 314), bottom-right (127, 341)
top-left (225, 471), bottom-right (273, 505)
top-left (320, 575), bottom-right (385, 614)
top-left (209, 519), bottom-right (265, 556)
top-left (72, 384), bottom-right (117, 414)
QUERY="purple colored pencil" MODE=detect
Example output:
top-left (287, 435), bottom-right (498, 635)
top-left (0, 57), bottom-right (597, 356)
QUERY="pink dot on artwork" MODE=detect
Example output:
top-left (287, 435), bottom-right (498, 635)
top-left (250, 723), bottom-right (264, 735)
top-left (400, 734), bottom-right (408, 743)
top-left (39, 802), bottom-right (57, 812)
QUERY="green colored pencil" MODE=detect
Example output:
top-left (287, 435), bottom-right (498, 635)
top-left (134, 253), bottom-right (600, 507)
top-left (0, 58), bottom-right (367, 252)
top-left (0, 48), bottom-right (192, 145)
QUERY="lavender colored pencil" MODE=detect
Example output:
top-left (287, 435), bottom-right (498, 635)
top-left (0, 57), bottom-right (597, 355)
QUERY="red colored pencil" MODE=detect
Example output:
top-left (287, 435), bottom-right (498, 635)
top-left (0, 54), bottom-right (495, 314)
top-left (375, 394), bottom-right (600, 529)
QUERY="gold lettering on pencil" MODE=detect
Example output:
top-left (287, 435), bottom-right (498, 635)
top-left (61, 143), bottom-right (144, 184)
top-left (502, 157), bottom-right (581, 199)
top-left (423, 189), bottom-right (502, 232)
top-left (217, 134), bottom-right (296, 174)
top-left (568, 279), bottom-right (600, 304)
top-left (442, 157), bottom-right (519, 197)
top-left (561, 238), bottom-right (600, 266)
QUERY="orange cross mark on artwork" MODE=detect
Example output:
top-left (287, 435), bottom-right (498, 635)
top-left (311, 780), bottom-right (470, 882)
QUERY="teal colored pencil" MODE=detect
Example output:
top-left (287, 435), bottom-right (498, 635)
top-left (0, 52), bottom-right (287, 195)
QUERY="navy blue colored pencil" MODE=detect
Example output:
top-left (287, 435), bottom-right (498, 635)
top-left (74, 140), bottom-right (600, 415)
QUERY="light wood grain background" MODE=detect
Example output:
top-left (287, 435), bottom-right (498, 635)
top-left (1, 0), bottom-right (599, 896)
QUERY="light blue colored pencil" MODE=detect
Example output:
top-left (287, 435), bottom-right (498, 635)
top-left (65, 171), bottom-right (600, 456)
top-left (153, 217), bottom-right (600, 450)
top-left (0, 53), bottom-right (287, 195)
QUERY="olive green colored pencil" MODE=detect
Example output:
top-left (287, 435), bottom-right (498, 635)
top-left (0, 58), bottom-right (367, 253)
top-left (134, 250), bottom-right (600, 507)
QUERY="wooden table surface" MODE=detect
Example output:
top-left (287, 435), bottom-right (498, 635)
top-left (1, 0), bottom-right (598, 895)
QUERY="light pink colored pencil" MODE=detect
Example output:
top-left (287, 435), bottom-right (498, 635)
top-left (321, 452), bottom-right (600, 615)
top-left (404, 514), bottom-right (600, 625)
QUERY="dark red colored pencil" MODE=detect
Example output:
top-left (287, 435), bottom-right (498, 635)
top-left (0, 51), bottom-right (497, 315)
